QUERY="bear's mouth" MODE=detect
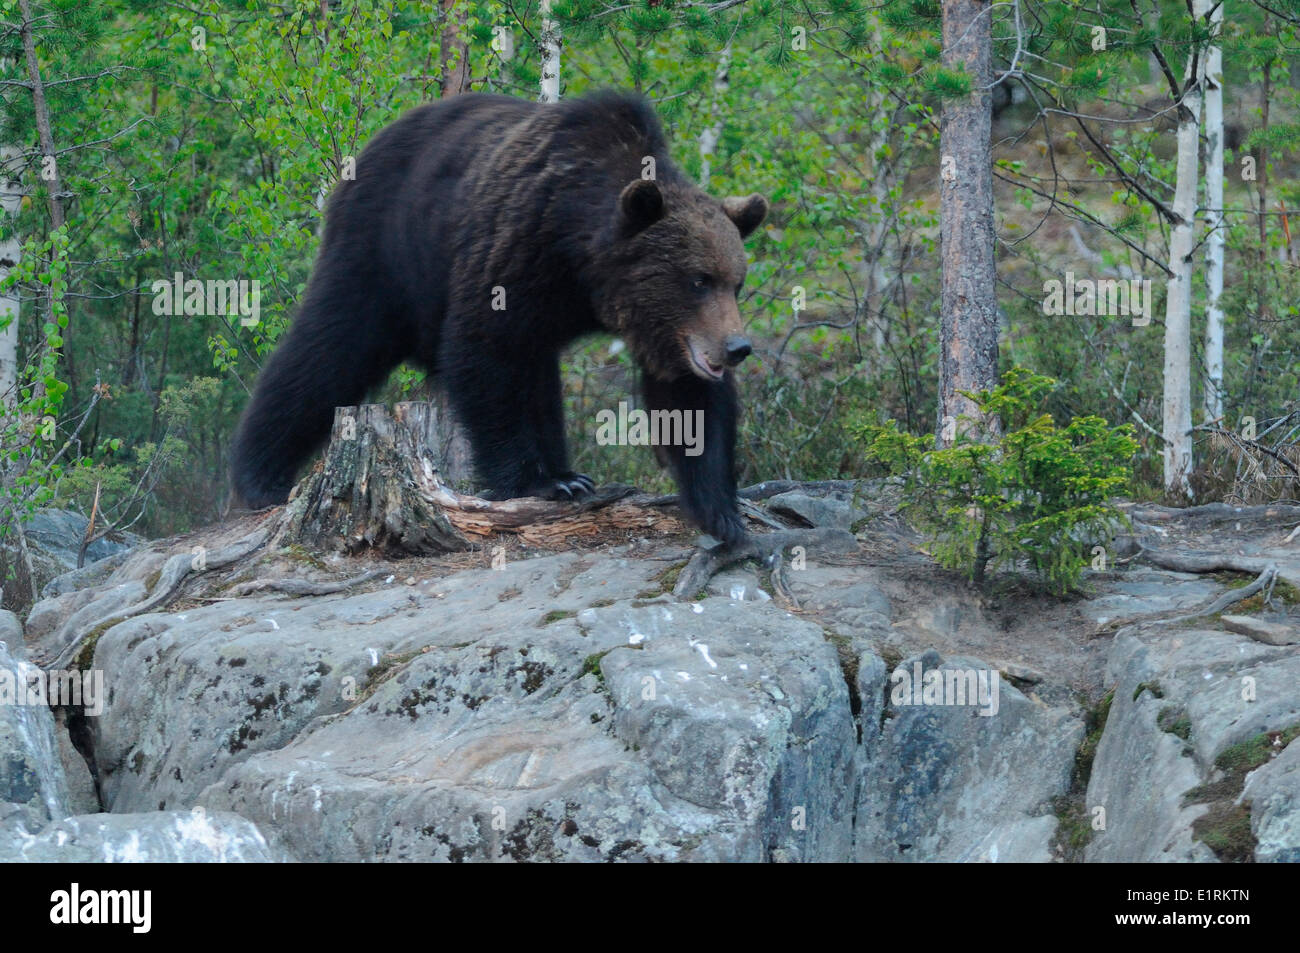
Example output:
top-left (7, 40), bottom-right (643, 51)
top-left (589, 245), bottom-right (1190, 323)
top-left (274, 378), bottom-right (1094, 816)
top-left (687, 340), bottom-right (726, 380)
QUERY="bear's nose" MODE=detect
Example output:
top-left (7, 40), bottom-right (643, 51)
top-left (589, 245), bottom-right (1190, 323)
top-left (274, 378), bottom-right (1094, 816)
top-left (724, 335), bottom-right (752, 366)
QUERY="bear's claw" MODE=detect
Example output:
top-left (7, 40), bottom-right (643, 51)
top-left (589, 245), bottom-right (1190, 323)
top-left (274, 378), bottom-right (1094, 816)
top-left (524, 473), bottom-right (595, 501)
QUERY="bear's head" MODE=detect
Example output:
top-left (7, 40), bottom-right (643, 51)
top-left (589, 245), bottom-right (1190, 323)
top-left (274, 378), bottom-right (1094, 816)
top-left (602, 179), bottom-right (767, 382)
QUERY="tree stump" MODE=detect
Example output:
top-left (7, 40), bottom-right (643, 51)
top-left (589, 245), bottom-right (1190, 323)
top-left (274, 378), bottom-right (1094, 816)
top-left (430, 389), bottom-right (475, 488)
top-left (284, 403), bottom-right (472, 556)
top-left (281, 402), bottom-right (689, 556)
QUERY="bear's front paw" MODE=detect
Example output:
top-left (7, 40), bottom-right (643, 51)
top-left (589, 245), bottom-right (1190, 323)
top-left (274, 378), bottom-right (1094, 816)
top-left (699, 507), bottom-right (747, 547)
top-left (528, 473), bottom-right (595, 501)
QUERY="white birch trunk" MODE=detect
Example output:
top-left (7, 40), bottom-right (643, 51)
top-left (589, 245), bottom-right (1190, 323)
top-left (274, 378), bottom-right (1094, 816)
top-left (1203, 2), bottom-right (1225, 425)
top-left (1162, 0), bottom-right (1208, 499)
top-left (698, 46), bottom-right (730, 189)
top-left (539, 0), bottom-right (561, 103)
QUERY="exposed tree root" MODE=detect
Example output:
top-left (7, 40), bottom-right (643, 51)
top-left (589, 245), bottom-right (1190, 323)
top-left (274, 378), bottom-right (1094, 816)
top-left (1150, 564), bottom-right (1277, 627)
top-left (225, 568), bottom-right (385, 597)
top-left (44, 524), bottom-right (272, 669)
top-left (38, 405), bottom-right (874, 668)
top-left (671, 527), bottom-right (859, 601)
top-left (1093, 549), bottom-right (1284, 636)
top-left (1123, 501), bottom-right (1300, 523)
top-left (738, 479), bottom-right (870, 501)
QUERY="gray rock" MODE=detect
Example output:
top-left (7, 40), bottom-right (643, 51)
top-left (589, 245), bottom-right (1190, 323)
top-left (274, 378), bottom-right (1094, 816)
top-left (40, 547), bottom-right (137, 600)
top-left (0, 639), bottom-right (71, 826)
top-left (26, 580), bottom-right (148, 667)
top-left (0, 610), bottom-right (21, 647)
top-left (1086, 627), bottom-right (1300, 862)
top-left (18, 501), bottom-right (1295, 865)
top-left (854, 650), bottom-right (1082, 862)
top-left (767, 490), bottom-right (869, 531)
top-left (53, 709), bottom-right (100, 815)
top-left (1221, 614), bottom-right (1299, 646)
top-left (0, 809), bottom-right (291, 862)
top-left (22, 508), bottom-right (141, 570)
top-left (1242, 740), bottom-right (1300, 862)
top-left (195, 597), bottom-right (856, 861)
top-left (706, 569), bottom-right (771, 603)
top-left (2, 509), bottom-right (142, 610)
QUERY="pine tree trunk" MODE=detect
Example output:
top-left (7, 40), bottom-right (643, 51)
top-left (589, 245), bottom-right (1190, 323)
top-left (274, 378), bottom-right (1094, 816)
top-left (0, 141), bottom-right (21, 408)
top-left (937, 0), bottom-right (998, 445)
top-left (865, 14), bottom-right (892, 362)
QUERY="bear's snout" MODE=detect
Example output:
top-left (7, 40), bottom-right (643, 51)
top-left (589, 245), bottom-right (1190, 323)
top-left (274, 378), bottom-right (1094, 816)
top-left (724, 335), bottom-right (752, 367)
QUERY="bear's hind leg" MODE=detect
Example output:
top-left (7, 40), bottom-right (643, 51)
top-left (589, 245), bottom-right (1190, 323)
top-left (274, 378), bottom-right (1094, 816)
top-left (232, 275), bottom-right (409, 507)
top-left (443, 346), bottom-right (589, 501)
top-left (535, 354), bottom-right (593, 498)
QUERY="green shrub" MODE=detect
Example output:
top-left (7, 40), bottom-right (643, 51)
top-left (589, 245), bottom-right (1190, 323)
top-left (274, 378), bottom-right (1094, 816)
top-left (858, 367), bottom-right (1137, 594)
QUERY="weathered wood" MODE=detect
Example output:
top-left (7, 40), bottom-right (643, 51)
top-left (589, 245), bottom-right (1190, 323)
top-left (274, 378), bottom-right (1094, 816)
top-left (284, 403), bottom-right (471, 556)
top-left (281, 403), bottom-right (689, 556)
top-left (431, 389), bottom-right (475, 487)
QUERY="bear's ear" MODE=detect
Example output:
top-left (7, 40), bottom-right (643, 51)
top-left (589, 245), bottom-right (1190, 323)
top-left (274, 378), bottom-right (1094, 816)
top-left (722, 193), bottom-right (768, 238)
top-left (618, 179), bottom-right (666, 236)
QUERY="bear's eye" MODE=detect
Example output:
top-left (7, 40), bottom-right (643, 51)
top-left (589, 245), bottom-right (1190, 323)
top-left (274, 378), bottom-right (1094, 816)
top-left (691, 274), bottom-right (712, 292)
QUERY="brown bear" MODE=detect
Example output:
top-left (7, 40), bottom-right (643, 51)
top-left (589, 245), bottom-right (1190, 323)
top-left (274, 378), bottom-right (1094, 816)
top-left (231, 91), bottom-right (767, 545)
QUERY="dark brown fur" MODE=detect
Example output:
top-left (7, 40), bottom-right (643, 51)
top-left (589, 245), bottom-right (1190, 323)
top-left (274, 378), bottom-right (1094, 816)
top-left (232, 91), bottom-right (766, 544)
